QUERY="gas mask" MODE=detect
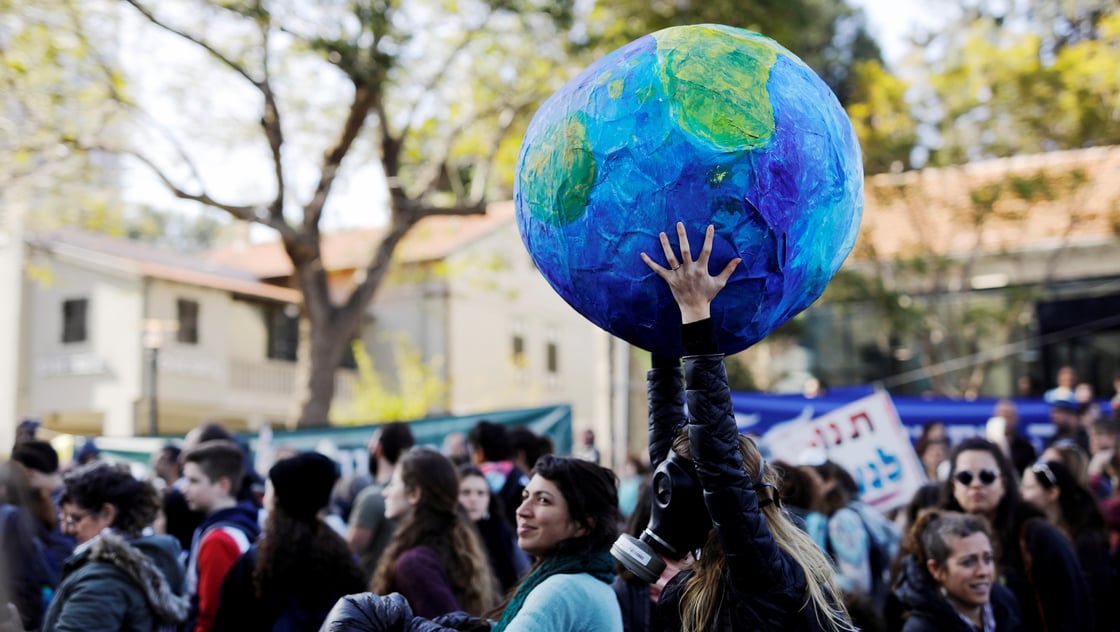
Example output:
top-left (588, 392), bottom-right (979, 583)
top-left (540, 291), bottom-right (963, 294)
top-left (610, 451), bottom-right (711, 583)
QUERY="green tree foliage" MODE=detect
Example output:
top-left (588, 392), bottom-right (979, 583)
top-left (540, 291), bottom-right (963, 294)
top-left (586, 0), bottom-right (883, 106)
top-left (912, 2), bottom-right (1120, 166)
top-left (817, 164), bottom-right (1099, 397)
top-left (0, 0), bottom-right (124, 224)
top-left (845, 60), bottom-right (920, 174)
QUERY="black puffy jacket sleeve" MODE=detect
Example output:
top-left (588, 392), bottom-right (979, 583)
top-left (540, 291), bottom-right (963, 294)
top-left (682, 321), bottom-right (808, 621)
top-left (647, 354), bottom-right (685, 470)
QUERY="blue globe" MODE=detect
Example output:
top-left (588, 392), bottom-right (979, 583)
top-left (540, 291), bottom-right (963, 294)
top-left (515, 24), bottom-right (863, 357)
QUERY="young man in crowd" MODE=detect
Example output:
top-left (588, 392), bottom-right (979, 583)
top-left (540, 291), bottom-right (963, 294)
top-left (181, 440), bottom-right (261, 632)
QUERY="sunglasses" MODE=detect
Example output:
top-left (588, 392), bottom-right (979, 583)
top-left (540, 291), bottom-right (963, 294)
top-left (954, 469), bottom-right (999, 486)
top-left (1031, 461), bottom-right (1058, 488)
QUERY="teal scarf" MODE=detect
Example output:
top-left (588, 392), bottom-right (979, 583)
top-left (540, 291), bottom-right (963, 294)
top-left (492, 551), bottom-right (615, 632)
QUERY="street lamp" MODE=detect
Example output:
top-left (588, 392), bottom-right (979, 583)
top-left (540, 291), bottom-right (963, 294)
top-left (142, 323), bottom-right (164, 436)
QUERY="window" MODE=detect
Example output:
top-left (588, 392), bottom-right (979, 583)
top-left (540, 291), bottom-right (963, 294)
top-left (512, 334), bottom-right (526, 368)
top-left (177, 299), bottom-right (200, 344)
top-left (546, 341), bottom-right (559, 374)
top-left (62, 298), bottom-right (88, 344)
top-left (266, 305), bottom-right (299, 361)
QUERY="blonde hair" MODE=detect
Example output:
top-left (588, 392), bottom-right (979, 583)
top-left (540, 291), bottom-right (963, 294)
top-left (672, 432), bottom-right (855, 632)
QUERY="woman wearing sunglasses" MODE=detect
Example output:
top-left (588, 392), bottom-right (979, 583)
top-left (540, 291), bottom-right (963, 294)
top-left (941, 437), bottom-right (1091, 632)
top-left (1020, 459), bottom-right (1117, 632)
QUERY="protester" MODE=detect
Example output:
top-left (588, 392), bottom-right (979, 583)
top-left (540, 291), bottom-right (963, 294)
top-left (507, 426), bottom-right (552, 477)
top-left (214, 451), bottom-right (364, 630)
top-left (1020, 459), bottom-right (1117, 632)
top-left (11, 440), bottom-right (74, 585)
top-left (371, 447), bottom-right (497, 618)
top-left (182, 439), bottom-right (261, 632)
top-left (991, 399), bottom-right (1036, 475)
top-left (891, 510), bottom-right (1022, 632)
top-left (0, 460), bottom-right (52, 631)
top-left (321, 454), bottom-right (624, 631)
top-left (458, 463), bottom-right (529, 595)
top-left (1047, 398), bottom-right (1090, 454)
top-left (574, 428), bottom-right (602, 464)
top-left (346, 421), bottom-right (415, 583)
top-left (41, 461), bottom-right (188, 630)
top-left (469, 421), bottom-right (530, 529)
top-left (638, 223), bottom-right (854, 631)
top-left (1040, 438), bottom-right (1091, 488)
top-left (940, 436), bottom-right (1092, 632)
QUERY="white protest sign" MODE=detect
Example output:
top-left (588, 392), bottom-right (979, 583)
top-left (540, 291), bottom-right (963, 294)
top-left (762, 391), bottom-right (924, 513)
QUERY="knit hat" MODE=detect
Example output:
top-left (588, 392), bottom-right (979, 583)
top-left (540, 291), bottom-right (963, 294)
top-left (268, 452), bottom-right (339, 522)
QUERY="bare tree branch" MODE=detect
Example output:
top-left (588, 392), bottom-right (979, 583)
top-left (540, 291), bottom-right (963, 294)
top-left (303, 84), bottom-right (379, 232)
top-left (121, 0), bottom-right (261, 89)
top-left (256, 12), bottom-right (286, 225)
top-left (121, 148), bottom-right (296, 239)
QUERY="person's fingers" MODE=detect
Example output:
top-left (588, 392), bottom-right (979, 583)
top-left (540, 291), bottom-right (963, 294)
top-left (698, 224), bottom-right (715, 266)
top-left (715, 257), bottom-right (742, 285)
top-left (640, 252), bottom-right (670, 278)
top-left (657, 232), bottom-right (680, 269)
top-left (676, 222), bottom-right (691, 266)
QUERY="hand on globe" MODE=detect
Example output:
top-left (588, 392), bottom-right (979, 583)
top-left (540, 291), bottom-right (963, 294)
top-left (641, 223), bottom-right (741, 325)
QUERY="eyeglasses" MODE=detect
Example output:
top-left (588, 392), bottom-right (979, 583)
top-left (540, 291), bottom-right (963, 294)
top-left (954, 469), bottom-right (999, 486)
top-left (1031, 461), bottom-right (1058, 488)
top-left (59, 511), bottom-right (90, 526)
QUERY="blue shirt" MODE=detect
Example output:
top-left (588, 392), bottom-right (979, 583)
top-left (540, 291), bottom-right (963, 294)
top-left (502, 572), bottom-right (622, 632)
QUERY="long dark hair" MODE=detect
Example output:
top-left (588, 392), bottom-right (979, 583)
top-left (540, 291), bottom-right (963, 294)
top-left (528, 455), bottom-right (619, 557)
top-left (1031, 459), bottom-right (1106, 542)
top-left (252, 504), bottom-right (363, 606)
top-left (940, 437), bottom-right (1043, 561)
top-left (372, 448), bottom-right (496, 615)
top-left (458, 464), bottom-right (519, 593)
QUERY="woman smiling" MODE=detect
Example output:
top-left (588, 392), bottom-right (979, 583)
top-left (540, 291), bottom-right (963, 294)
top-left (893, 510), bottom-right (1022, 632)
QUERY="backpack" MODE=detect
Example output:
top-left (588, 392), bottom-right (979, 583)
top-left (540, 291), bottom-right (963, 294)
top-left (849, 501), bottom-right (900, 607)
top-left (825, 501), bottom-right (900, 608)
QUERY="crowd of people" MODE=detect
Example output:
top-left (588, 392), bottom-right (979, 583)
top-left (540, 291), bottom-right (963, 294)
top-left (1, 224), bottom-right (1119, 632)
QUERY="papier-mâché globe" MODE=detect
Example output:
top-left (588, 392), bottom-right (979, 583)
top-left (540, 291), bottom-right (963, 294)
top-left (514, 24), bottom-right (863, 357)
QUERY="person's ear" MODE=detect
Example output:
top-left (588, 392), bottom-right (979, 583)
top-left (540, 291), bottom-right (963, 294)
top-left (407, 486), bottom-right (422, 507)
top-left (219, 475), bottom-right (233, 496)
top-left (100, 503), bottom-right (118, 525)
top-left (926, 558), bottom-right (945, 583)
top-left (573, 517), bottom-right (592, 538)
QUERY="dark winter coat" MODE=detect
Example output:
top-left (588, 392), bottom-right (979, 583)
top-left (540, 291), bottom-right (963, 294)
top-left (647, 327), bottom-right (836, 632)
top-left (213, 544), bottom-right (364, 631)
top-left (41, 532), bottom-right (189, 632)
top-left (893, 555), bottom-right (1023, 632)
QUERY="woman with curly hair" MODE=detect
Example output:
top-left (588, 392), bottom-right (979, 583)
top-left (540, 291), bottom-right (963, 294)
top-left (371, 447), bottom-right (497, 618)
top-left (41, 461), bottom-right (189, 631)
top-left (214, 451), bottom-right (363, 630)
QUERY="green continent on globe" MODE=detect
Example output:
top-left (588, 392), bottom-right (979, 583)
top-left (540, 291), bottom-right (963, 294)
top-left (654, 25), bottom-right (777, 151)
top-left (519, 113), bottom-right (596, 227)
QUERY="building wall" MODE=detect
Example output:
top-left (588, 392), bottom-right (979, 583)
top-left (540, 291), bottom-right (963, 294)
top-left (25, 251), bottom-right (145, 436)
top-left (442, 223), bottom-right (612, 461)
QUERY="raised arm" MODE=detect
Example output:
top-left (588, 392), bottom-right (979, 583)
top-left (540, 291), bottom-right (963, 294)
top-left (641, 224), bottom-right (804, 602)
top-left (647, 353), bottom-right (684, 471)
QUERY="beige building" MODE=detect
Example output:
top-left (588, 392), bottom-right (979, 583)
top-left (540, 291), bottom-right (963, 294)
top-left (6, 203), bottom-right (619, 462)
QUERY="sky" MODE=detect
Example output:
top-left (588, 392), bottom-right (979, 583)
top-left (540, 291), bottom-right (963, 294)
top-left (851, 0), bottom-right (940, 65)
